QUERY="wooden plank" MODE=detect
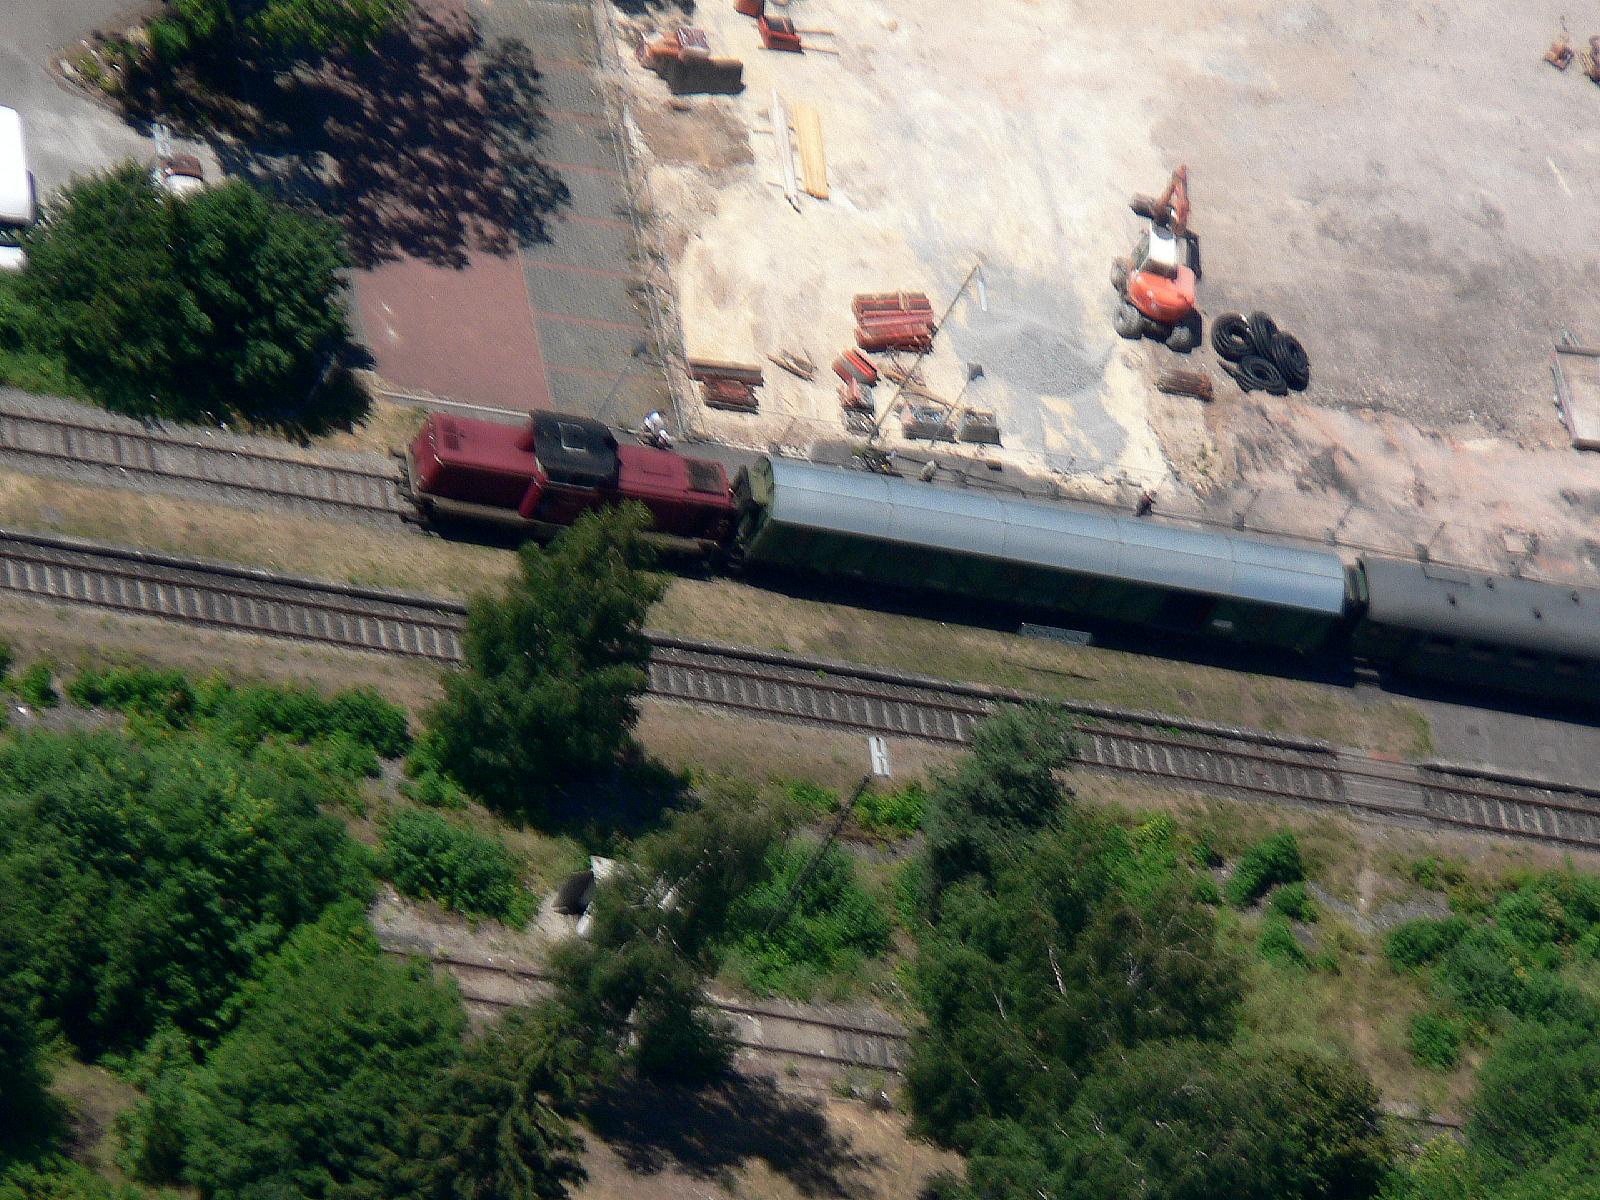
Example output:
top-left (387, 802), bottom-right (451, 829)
top-left (770, 90), bottom-right (800, 212)
top-left (792, 101), bottom-right (829, 200)
top-left (687, 357), bottom-right (764, 383)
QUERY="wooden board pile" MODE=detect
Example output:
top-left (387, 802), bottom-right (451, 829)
top-left (854, 292), bottom-right (935, 352)
top-left (688, 358), bottom-right (763, 412)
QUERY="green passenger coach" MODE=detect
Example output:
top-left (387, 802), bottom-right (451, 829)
top-left (734, 455), bottom-right (1353, 656)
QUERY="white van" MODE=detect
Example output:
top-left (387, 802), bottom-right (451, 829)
top-left (0, 107), bottom-right (35, 271)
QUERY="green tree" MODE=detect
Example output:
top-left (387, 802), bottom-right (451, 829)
top-left (922, 704), bottom-right (1075, 898)
top-left (165, 0), bottom-right (410, 58)
top-left (20, 165), bottom-right (360, 431)
top-left (182, 905), bottom-right (463, 1200)
top-left (0, 976), bottom-right (57, 1168)
top-left (1470, 1016), bottom-right (1600, 1182)
top-left (429, 506), bottom-right (665, 816)
top-left (351, 1002), bottom-right (591, 1200)
top-left (0, 731), bottom-right (369, 1057)
top-left (994, 1041), bottom-right (1389, 1200)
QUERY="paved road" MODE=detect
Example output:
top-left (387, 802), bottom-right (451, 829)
top-left (0, 0), bottom-right (151, 195)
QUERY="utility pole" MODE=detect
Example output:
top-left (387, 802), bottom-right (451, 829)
top-left (762, 775), bottom-right (872, 935)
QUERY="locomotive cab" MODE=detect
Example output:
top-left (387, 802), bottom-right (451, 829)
top-left (407, 411), bottom-right (734, 550)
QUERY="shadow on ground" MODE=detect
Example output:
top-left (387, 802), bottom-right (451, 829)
top-left (122, 9), bottom-right (570, 268)
top-left (584, 1074), bottom-right (879, 1197)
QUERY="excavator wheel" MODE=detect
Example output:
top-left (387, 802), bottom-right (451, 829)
top-left (1113, 301), bottom-right (1146, 340)
top-left (1166, 313), bottom-right (1201, 354)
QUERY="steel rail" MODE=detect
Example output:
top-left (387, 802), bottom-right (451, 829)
top-left (0, 527), bottom-right (1596, 852)
top-left (0, 405), bottom-right (407, 518)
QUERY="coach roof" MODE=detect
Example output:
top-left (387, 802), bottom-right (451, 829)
top-left (761, 456), bottom-right (1349, 615)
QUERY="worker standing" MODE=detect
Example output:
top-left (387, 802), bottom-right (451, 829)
top-left (640, 410), bottom-right (673, 449)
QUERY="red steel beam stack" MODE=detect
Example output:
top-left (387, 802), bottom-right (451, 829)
top-left (689, 357), bottom-right (763, 413)
top-left (853, 292), bottom-right (935, 353)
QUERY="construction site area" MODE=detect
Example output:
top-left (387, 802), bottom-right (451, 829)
top-left (614, 0), bottom-right (1600, 584)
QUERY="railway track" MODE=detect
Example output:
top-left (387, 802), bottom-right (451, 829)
top-left (0, 397), bottom-right (409, 523)
top-left (2, 527), bottom-right (1598, 853)
top-left (388, 949), bottom-right (907, 1076)
top-left (0, 528), bottom-right (464, 660)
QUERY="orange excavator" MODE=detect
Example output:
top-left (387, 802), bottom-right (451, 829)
top-left (1111, 166), bottom-right (1202, 352)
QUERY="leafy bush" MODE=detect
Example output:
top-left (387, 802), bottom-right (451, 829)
top-left (382, 810), bottom-right (530, 925)
top-left (0, 638), bottom-right (12, 681)
top-left (68, 665), bottom-right (194, 721)
top-left (785, 780), bottom-right (837, 815)
top-left (855, 782), bottom-right (927, 837)
top-left (1191, 876), bottom-right (1222, 906)
top-left (1436, 927), bottom-right (1529, 1020)
top-left (68, 666), bottom-right (409, 759)
top-left (1226, 831), bottom-right (1304, 908)
top-left (721, 840), bottom-right (891, 997)
top-left (0, 730), bottom-right (370, 1057)
top-left (1270, 881), bottom-right (1319, 923)
top-left (1385, 916), bottom-right (1470, 972)
top-left (1259, 914), bottom-right (1310, 969)
top-left (15, 662), bottom-right (56, 708)
top-left (1408, 1011), bottom-right (1463, 1070)
top-left (400, 768), bottom-right (468, 810)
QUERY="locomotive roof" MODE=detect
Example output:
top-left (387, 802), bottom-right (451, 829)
top-left (1361, 557), bottom-right (1600, 660)
top-left (427, 414), bottom-right (536, 474)
top-left (760, 457), bottom-right (1349, 615)
top-left (530, 412), bottom-right (618, 488)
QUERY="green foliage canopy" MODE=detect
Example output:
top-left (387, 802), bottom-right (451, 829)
top-left (429, 506), bottom-right (665, 816)
top-left (351, 1002), bottom-right (593, 1200)
top-left (18, 165), bottom-right (360, 431)
top-left (165, 0), bottom-right (410, 57)
top-left (182, 905), bottom-right (463, 1200)
top-left (0, 730), bottom-right (369, 1057)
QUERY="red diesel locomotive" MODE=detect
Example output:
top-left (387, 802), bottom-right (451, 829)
top-left (404, 411), bottom-right (736, 550)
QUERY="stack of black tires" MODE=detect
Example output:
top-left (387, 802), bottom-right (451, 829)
top-left (1210, 312), bottom-right (1309, 395)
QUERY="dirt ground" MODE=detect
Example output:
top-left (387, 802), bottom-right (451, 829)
top-left (620, 0), bottom-right (1600, 585)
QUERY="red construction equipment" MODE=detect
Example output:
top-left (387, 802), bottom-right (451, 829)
top-left (758, 15), bottom-right (804, 52)
top-left (1111, 166), bottom-right (1202, 352)
top-left (637, 28), bottom-right (744, 94)
top-left (735, 0), bottom-right (764, 15)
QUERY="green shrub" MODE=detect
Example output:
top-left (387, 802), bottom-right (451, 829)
top-left (1494, 875), bottom-right (1600, 961)
top-left (0, 638), bottom-right (12, 681)
top-left (1192, 876), bottom-right (1223, 906)
top-left (305, 733), bottom-right (381, 781)
top-left (382, 810), bottom-right (530, 925)
top-left (855, 782), bottom-right (927, 837)
top-left (721, 840), bottom-right (891, 997)
top-left (68, 665), bottom-right (195, 724)
top-left (327, 688), bottom-right (411, 758)
top-left (1385, 915), bottom-right (1470, 971)
top-left (1270, 881), bottom-right (1319, 923)
top-left (1226, 831), bottom-right (1303, 907)
top-left (1436, 926), bottom-right (1528, 1018)
top-left (1259, 914), bottom-right (1309, 969)
top-left (786, 780), bottom-right (838, 815)
top-left (15, 661), bottom-right (57, 708)
top-left (401, 767), bottom-right (469, 810)
top-left (1408, 1011), bottom-right (1463, 1070)
top-left (1189, 829), bottom-right (1224, 870)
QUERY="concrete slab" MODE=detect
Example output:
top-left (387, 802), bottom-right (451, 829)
top-left (0, 0), bottom-right (155, 194)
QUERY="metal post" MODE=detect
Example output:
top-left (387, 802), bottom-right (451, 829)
top-left (868, 261), bottom-right (986, 445)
